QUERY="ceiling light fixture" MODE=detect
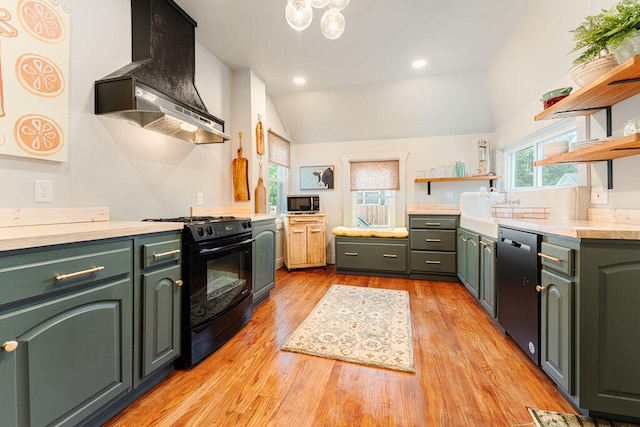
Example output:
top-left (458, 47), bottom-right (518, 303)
top-left (412, 59), bottom-right (427, 69)
top-left (285, 0), bottom-right (350, 40)
top-left (293, 76), bottom-right (306, 84)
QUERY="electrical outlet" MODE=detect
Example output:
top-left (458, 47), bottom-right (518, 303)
top-left (444, 191), bottom-right (454, 199)
top-left (591, 187), bottom-right (608, 205)
top-left (34, 180), bottom-right (53, 203)
top-left (196, 192), bottom-right (204, 206)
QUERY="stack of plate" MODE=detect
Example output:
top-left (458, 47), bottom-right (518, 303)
top-left (569, 139), bottom-right (601, 152)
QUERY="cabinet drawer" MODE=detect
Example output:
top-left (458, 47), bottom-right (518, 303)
top-left (287, 216), bottom-right (324, 225)
top-left (411, 230), bottom-right (455, 251)
top-left (410, 251), bottom-right (456, 273)
top-left (539, 242), bottom-right (574, 276)
top-left (0, 240), bottom-right (132, 308)
top-left (410, 216), bottom-right (458, 230)
top-left (336, 241), bottom-right (407, 272)
top-left (138, 233), bottom-right (182, 269)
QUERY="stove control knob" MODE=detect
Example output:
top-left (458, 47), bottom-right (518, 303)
top-left (206, 226), bottom-right (213, 235)
top-left (196, 227), bottom-right (205, 237)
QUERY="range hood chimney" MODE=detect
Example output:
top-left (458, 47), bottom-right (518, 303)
top-left (94, 0), bottom-right (230, 144)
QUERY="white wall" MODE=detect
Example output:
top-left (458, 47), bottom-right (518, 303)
top-left (0, 0), bottom-right (234, 220)
top-left (293, 134), bottom-right (494, 262)
top-left (487, 0), bottom-right (640, 210)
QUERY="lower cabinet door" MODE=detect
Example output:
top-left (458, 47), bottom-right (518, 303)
top-left (0, 279), bottom-right (132, 427)
top-left (540, 269), bottom-right (574, 394)
top-left (479, 238), bottom-right (496, 318)
top-left (141, 265), bottom-right (181, 377)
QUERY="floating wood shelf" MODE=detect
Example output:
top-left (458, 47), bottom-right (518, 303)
top-left (414, 175), bottom-right (500, 195)
top-left (535, 55), bottom-right (640, 121)
top-left (535, 133), bottom-right (640, 166)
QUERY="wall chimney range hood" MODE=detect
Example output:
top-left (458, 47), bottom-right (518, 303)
top-left (95, 0), bottom-right (230, 144)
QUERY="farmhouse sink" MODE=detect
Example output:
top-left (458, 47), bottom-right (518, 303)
top-left (459, 191), bottom-right (502, 239)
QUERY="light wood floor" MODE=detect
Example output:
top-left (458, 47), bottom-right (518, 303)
top-left (106, 266), bottom-right (577, 426)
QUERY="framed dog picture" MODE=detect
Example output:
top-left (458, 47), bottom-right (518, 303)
top-left (300, 165), bottom-right (334, 190)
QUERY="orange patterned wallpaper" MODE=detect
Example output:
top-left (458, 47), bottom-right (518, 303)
top-left (0, 0), bottom-right (69, 161)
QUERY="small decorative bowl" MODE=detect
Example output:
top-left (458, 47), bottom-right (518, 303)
top-left (570, 54), bottom-right (618, 87)
top-left (543, 140), bottom-right (569, 158)
top-left (543, 95), bottom-right (568, 109)
top-left (540, 87), bottom-right (572, 102)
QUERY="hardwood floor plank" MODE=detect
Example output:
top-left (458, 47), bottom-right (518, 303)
top-left (105, 266), bottom-right (577, 426)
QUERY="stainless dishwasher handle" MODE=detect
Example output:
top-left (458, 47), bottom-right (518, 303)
top-left (55, 266), bottom-right (105, 281)
top-left (425, 239), bottom-right (442, 243)
top-left (383, 254), bottom-right (397, 258)
top-left (538, 252), bottom-right (562, 263)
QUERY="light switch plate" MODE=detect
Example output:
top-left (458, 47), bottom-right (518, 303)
top-left (591, 187), bottom-right (608, 205)
top-left (444, 191), bottom-right (454, 199)
top-left (196, 192), bottom-right (204, 206)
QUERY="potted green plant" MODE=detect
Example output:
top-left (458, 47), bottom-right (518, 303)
top-left (569, 0), bottom-right (640, 86)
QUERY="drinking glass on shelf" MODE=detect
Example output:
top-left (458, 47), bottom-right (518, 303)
top-left (429, 168), bottom-right (437, 177)
top-left (448, 165), bottom-right (455, 177)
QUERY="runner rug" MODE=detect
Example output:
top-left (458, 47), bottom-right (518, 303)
top-left (529, 408), bottom-right (640, 426)
top-left (282, 284), bottom-right (415, 373)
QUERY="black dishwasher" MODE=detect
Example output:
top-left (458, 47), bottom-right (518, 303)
top-left (497, 226), bottom-right (541, 365)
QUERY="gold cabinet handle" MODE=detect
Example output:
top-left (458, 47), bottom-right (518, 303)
top-left (55, 266), bottom-right (105, 281)
top-left (425, 222), bottom-right (441, 226)
top-left (383, 254), bottom-right (397, 258)
top-left (2, 341), bottom-right (18, 352)
top-left (293, 229), bottom-right (305, 233)
top-left (480, 241), bottom-right (489, 247)
top-left (309, 228), bottom-right (322, 233)
top-left (461, 238), bottom-right (468, 243)
top-left (175, 280), bottom-right (184, 287)
top-left (536, 285), bottom-right (546, 293)
top-left (426, 260), bottom-right (441, 265)
top-left (425, 239), bottom-right (442, 243)
top-left (538, 252), bottom-right (562, 263)
top-left (153, 249), bottom-right (181, 259)
top-left (344, 252), bottom-right (358, 256)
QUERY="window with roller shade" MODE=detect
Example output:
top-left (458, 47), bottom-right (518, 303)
top-left (268, 130), bottom-right (290, 214)
top-left (350, 160), bottom-right (399, 227)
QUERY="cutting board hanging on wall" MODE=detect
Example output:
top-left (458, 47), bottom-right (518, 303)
top-left (232, 131), bottom-right (250, 201)
top-left (255, 161), bottom-right (267, 214)
top-left (256, 113), bottom-right (265, 155)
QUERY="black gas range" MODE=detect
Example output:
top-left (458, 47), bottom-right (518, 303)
top-left (145, 216), bottom-right (253, 242)
top-left (143, 216), bottom-right (254, 368)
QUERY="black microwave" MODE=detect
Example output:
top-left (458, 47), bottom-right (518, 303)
top-left (287, 194), bottom-right (320, 213)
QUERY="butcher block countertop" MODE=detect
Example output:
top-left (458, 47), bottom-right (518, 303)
top-left (406, 204), bottom-right (460, 215)
top-left (498, 218), bottom-right (640, 241)
top-left (0, 208), bottom-right (184, 252)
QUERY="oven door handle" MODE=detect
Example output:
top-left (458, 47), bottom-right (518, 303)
top-left (198, 238), bottom-right (255, 256)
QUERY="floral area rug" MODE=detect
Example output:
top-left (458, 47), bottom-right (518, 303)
top-left (281, 284), bottom-right (415, 373)
top-left (529, 408), bottom-right (640, 426)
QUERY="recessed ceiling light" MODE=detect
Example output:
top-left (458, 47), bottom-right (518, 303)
top-left (293, 76), bottom-right (306, 84)
top-left (412, 59), bottom-right (427, 69)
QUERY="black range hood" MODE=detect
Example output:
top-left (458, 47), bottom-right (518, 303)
top-left (95, 0), bottom-right (230, 144)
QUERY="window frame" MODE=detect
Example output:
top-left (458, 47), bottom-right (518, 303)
top-left (502, 119), bottom-right (579, 190)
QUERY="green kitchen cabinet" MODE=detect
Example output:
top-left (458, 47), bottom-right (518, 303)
top-left (409, 214), bottom-right (459, 281)
top-left (134, 233), bottom-right (182, 382)
top-left (336, 236), bottom-right (408, 276)
top-left (579, 240), bottom-right (640, 419)
top-left (0, 240), bottom-right (133, 427)
top-left (540, 269), bottom-right (574, 394)
top-left (457, 228), bottom-right (480, 299)
top-left (252, 218), bottom-right (277, 306)
top-left (479, 236), bottom-right (497, 318)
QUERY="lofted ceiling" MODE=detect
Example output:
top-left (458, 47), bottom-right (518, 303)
top-left (175, 0), bottom-right (528, 144)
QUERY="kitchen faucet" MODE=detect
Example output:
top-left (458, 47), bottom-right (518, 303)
top-left (500, 189), bottom-right (520, 206)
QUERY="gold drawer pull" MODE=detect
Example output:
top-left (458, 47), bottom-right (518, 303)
top-left (2, 341), bottom-right (18, 352)
top-left (383, 254), bottom-right (397, 258)
top-left (536, 285), bottom-right (546, 293)
top-left (293, 229), bottom-right (305, 233)
top-left (175, 280), bottom-right (184, 287)
top-left (55, 266), bottom-right (105, 281)
top-left (152, 249), bottom-right (181, 259)
top-left (425, 222), bottom-right (441, 226)
top-left (426, 260), bottom-right (441, 265)
top-left (538, 252), bottom-right (562, 263)
top-left (425, 239), bottom-right (442, 243)
top-left (344, 252), bottom-right (358, 256)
